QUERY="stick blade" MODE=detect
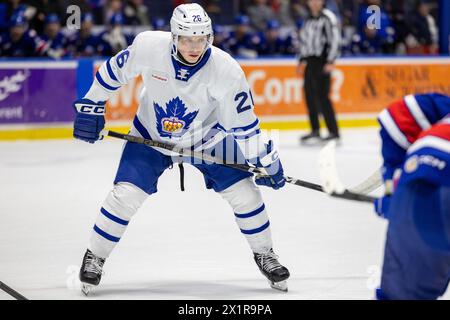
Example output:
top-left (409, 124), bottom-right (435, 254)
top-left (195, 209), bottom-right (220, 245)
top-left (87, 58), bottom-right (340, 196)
top-left (318, 140), bottom-right (345, 194)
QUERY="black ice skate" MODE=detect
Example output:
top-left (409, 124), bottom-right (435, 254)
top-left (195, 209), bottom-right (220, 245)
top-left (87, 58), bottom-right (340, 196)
top-left (79, 249), bottom-right (105, 296)
top-left (254, 248), bottom-right (290, 292)
top-left (321, 133), bottom-right (341, 145)
top-left (300, 131), bottom-right (321, 145)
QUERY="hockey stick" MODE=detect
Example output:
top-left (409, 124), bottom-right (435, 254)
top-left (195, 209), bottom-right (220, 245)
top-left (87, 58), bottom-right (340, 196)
top-left (0, 281), bottom-right (28, 300)
top-left (318, 140), bottom-right (380, 200)
top-left (348, 168), bottom-right (382, 194)
top-left (104, 130), bottom-right (376, 203)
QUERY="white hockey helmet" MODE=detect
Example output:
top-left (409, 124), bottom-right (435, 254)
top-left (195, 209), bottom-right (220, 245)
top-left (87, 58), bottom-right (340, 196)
top-left (170, 3), bottom-right (214, 64)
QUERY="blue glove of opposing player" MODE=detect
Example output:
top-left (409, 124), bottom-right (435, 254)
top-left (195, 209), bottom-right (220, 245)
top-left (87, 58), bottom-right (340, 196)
top-left (73, 99), bottom-right (106, 143)
top-left (374, 178), bottom-right (395, 219)
top-left (374, 195), bottom-right (391, 219)
top-left (254, 140), bottom-right (286, 190)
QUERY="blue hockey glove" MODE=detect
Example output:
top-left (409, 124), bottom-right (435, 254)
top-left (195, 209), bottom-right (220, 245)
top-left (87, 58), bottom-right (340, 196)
top-left (254, 140), bottom-right (286, 190)
top-left (374, 195), bottom-right (391, 219)
top-left (73, 99), bottom-right (106, 143)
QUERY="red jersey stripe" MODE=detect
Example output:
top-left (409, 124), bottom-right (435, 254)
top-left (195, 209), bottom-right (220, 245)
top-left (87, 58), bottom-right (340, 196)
top-left (418, 123), bottom-right (450, 141)
top-left (388, 100), bottom-right (423, 144)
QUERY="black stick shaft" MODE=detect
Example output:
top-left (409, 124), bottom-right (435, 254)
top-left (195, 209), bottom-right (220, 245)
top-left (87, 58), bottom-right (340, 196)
top-left (106, 131), bottom-right (376, 203)
top-left (0, 281), bottom-right (28, 300)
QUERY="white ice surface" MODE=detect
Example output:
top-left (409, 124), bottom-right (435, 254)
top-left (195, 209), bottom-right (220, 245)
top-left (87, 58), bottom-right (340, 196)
top-left (0, 128), bottom-right (448, 300)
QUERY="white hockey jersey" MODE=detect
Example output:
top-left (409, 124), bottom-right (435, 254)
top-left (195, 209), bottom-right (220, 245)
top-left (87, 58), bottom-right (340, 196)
top-left (85, 31), bottom-right (265, 161)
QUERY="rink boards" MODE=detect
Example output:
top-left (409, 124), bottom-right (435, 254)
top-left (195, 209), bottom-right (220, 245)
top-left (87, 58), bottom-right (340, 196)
top-left (0, 57), bottom-right (449, 140)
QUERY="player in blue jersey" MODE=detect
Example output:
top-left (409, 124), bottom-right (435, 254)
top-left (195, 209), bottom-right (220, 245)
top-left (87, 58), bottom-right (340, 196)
top-left (375, 93), bottom-right (450, 299)
top-left (39, 14), bottom-right (69, 59)
top-left (225, 15), bottom-right (261, 58)
top-left (0, 12), bottom-right (43, 57)
top-left (68, 13), bottom-right (101, 57)
top-left (97, 13), bottom-right (133, 56)
top-left (74, 3), bottom-right (290, 295)
top-left (257, 19), bottom-right (296, 56)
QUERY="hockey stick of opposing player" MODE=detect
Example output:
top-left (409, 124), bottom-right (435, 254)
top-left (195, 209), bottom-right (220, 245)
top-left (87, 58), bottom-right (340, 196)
top-left (318, 140), bottom-right (380, 200)
top-left (0, 281), bottom-right (28, 300)
top-left (104, 130), bottom-right (376, 203)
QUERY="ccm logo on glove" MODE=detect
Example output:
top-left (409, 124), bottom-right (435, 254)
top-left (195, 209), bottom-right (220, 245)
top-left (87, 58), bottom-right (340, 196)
top-left (75, 104), bottom-right (106, 115)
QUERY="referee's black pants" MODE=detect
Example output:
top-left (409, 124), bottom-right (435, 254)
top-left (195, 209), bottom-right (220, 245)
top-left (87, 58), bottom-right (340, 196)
top-left (303, 57), bottom-right (339, 136)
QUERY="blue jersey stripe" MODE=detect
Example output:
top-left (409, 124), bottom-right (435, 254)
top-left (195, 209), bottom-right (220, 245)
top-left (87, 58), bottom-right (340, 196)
top-left (232, 119), bottom-right (259, 132)
top-left (216, 119), bottom-right (260, 134)
top-left (95, 72), bottom-right (120, 91)
top-left (133, 116), bottom-right (152, 140)
top-left (93, 225), bottom-right (120, 242)
top-left (106, 58), bottom-right (118, 82)
top-left (240, 220), bottom-right (270, 235)
top-left (100, 207), bottom-right (129, 226)
top-left (234, 129), bottom-right (261, 140)
top-left (235, 204), bottom-right (265, 218)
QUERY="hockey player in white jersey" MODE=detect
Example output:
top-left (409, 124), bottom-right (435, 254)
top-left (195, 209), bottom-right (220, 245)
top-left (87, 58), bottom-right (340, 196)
top-left (73, 3), bottom-right (290, 295)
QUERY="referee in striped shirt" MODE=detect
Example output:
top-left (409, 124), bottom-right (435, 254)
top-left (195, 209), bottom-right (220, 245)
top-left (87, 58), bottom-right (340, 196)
top-left (297, 0), bottom-right (341, 144)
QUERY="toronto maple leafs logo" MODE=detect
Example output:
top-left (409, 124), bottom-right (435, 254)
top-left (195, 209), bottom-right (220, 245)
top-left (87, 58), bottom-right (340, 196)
top-left (154, 97), bottom-right (199, 138)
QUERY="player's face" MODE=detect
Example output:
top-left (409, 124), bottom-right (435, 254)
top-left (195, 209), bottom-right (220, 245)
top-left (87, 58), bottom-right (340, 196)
top-left (177, 35), bottom-right (208, 64)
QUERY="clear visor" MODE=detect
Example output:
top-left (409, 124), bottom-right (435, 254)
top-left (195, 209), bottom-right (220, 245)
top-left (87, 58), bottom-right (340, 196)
top-left (177, 35), bottom-right (210, 49)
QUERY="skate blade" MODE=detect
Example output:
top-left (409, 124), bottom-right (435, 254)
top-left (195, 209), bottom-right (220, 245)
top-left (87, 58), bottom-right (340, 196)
top-left (269, 280), bottom-right (288, 292)
top-left (300, 138), bottom-right (324, 146)
top-left (81, 283), bottom-right (94, 296)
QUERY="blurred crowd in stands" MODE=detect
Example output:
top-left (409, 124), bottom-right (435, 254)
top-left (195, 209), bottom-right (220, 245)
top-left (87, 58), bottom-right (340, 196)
top-left (0, 0), bottom-right (441, 58)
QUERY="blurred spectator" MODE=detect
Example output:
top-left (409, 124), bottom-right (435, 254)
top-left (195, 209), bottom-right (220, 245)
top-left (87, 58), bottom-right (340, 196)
top-left (124, 0), bottom-right (150, 26)
top-left (246, 0), bottom-right (275, 31)
top-left (384, 0), bottom-right (409, 51)
top-left (67, 13), bottom-right (101, 57)
top-left (204, 0), bottom-right (222, 24)
top-left (324, 0), bottom-right (341, 22)
top-left (25, 0), bottom-right (64, 34)
top-left (0, 0), bottom-right (443, 58)
top-left (404, 1), bottom-right (438, 55)
top-left (291, 0), bottom-right (310, 23)
top-left (98, 13), bottom-right (133, 56)
top-left (204, 0), bottom-right (220, 11)
top-left (257, 19), bottom-right (296, 55)
top-left (38, 13), bottom-right (69, 58)
top-left (270, 0), bottom-right (294, 27)
top-left (151, 17), bottom-right (169, 31)
top-left (212, 24), bottom-right (230, 51)
top-left (104, 0), bottom-right (123, 26)
top-left (226, 14), bottom-right (260, 58)
top-left (88, 0), bottom-right (107, 24)
top-left (0, 1), bottom-right (40, 30)
top-left (0, 11), bottom-right (43, 57)
top-left (0, 0), bottom-right (29, 33)
top-left (340, 0), bottom-right (359, 27)
top-left (351, 0), bottom-right (396, 54)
